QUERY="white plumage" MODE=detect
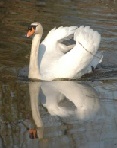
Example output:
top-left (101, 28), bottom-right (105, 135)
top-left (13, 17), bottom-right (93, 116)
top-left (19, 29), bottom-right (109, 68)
top-left (20, 22), bottom-right (103, 80)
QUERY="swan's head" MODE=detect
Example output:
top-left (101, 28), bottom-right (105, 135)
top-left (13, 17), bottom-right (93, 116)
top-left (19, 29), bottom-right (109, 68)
top-left (26, 22), bottom-right (43, 37)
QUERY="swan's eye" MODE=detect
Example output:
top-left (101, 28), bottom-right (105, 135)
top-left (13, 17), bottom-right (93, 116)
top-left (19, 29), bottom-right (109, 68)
top-left (28, 25), bottom-right (37, 31)
top-left (32, 25), bottom-right (37, 29)
top-left (28, 26), bottom-right (32, 31)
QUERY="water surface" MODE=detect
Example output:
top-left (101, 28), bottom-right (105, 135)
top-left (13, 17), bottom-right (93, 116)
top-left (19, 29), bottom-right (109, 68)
top-left (0, 80), bottom-right (117, 147)
top-left (0, 0), bottom-right (117, 147)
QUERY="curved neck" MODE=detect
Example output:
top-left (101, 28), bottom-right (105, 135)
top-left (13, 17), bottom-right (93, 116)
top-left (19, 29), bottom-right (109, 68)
top-left (29, 34), bottom-right (42, 79)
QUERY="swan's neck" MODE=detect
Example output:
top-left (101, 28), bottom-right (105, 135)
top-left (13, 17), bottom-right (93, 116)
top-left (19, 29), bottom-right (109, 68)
top-left (29, 34), bottom-right (42, 79)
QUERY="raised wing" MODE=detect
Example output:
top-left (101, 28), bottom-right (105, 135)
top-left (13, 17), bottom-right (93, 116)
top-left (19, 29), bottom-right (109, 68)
top-left (52, 26), bottom-right (101, 79)
top-left (42, 26), bottom-right (77, 50)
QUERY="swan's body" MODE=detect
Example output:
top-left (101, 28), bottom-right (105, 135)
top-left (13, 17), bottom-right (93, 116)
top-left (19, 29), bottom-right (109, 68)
top-left (26, 22), bottom-right (102, 80)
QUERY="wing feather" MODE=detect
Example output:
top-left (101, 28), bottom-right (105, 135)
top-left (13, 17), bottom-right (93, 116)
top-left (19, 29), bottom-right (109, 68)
top-left (42, 26), bottom-right (78, 45)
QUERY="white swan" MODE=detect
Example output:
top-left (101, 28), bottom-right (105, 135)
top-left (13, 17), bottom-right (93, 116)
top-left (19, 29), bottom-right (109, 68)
top-left (25, 22), bottom-right (103, 80)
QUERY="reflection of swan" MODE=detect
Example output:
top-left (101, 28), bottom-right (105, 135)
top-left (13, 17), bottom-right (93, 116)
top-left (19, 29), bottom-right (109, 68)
top-left (40, 81), bottom-right (100, 119)
top-left (29, 82), bottom-right (43, 139)
top-left (24, 22), bottom-right (102, 80)
top-left (29, 83), bottom-right (117, 147)
top-left (29, 81), bottom-right (100, 125)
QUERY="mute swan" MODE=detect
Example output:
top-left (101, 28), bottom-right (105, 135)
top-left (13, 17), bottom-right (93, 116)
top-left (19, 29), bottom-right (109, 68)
top-left (26, 22), bottom-right (103, 80)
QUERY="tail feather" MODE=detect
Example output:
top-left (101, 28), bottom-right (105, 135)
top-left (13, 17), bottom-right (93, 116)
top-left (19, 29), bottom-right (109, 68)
top-left (75, 51), bottom-right (103, 78)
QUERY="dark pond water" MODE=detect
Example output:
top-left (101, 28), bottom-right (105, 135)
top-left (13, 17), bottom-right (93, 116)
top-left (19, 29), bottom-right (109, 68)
top-left (0, 80), bottom-right (117, 147)
top-left (0, 0), bottom-right (117, 147)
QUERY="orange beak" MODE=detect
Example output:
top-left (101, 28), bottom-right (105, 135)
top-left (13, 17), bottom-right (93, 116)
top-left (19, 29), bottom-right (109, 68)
top-left (26, 28), bottom-right (35, 37)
